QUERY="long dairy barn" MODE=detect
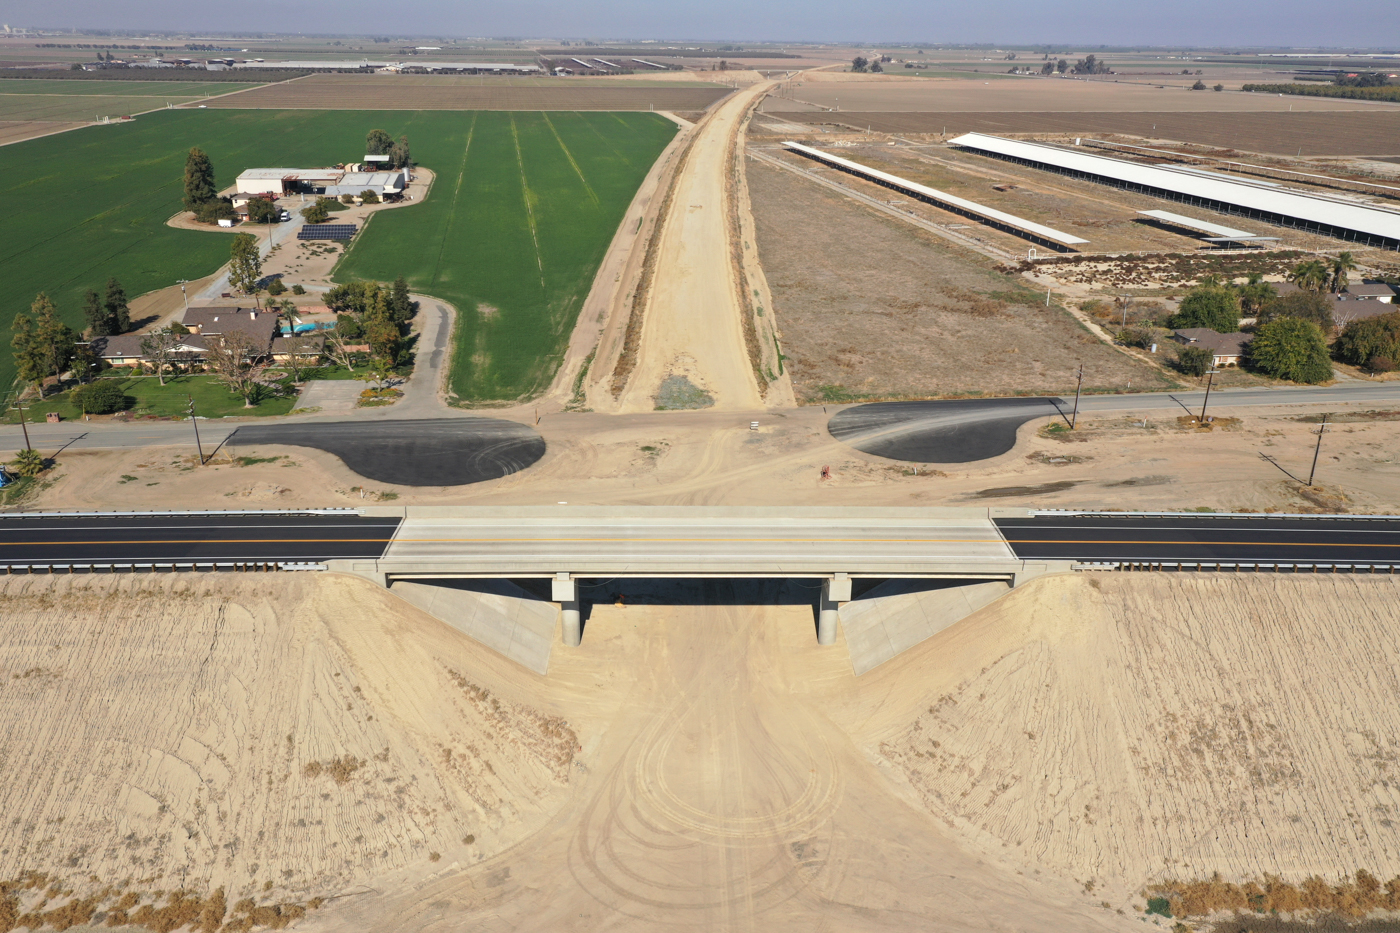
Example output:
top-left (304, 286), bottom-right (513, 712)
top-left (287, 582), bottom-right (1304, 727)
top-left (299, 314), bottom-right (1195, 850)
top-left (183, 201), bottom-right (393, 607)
top-left (951, 133), bottom-right (1400, 251)
top-left (782, 140), bottom-right (1088, 251)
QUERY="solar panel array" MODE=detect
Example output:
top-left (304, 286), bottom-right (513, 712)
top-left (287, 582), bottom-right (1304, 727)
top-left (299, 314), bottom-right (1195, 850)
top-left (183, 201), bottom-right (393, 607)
top-left (297, 224), bottom-right (358, 241)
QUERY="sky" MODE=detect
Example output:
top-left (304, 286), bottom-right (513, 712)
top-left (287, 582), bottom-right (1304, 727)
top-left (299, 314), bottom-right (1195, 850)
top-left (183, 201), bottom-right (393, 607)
top-left (7, 0), bottom-right (1400, 48)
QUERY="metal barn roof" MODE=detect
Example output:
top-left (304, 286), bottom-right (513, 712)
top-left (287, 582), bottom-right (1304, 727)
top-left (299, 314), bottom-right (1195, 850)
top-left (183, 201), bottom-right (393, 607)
top-left (782, 141), bottom-right (1089, 248)
top-left (951, 133), bottom-right (1400, 247)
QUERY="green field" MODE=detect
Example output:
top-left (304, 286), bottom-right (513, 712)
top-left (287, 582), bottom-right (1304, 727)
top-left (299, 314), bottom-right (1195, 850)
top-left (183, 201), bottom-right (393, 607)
top-left (0, 109), bottom-right (674, 399)
top-left (335, 111), bottom-right (675, 401)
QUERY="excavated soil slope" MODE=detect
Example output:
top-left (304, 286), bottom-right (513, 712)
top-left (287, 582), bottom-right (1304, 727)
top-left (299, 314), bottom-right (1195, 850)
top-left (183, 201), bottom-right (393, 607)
top-left (1, 573), bottom-right (1397, 931)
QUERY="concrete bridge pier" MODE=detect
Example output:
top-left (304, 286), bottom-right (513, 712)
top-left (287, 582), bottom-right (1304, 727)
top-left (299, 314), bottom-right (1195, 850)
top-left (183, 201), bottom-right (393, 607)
top-left (818, 574), bottom-right (852, 645)
top-left (553, 573), bottom-right (582, 646)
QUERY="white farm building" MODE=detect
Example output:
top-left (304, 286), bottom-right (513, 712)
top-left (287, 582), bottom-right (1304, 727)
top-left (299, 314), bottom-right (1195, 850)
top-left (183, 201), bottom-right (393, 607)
top-left (324, 171), bottom-right (406, 198)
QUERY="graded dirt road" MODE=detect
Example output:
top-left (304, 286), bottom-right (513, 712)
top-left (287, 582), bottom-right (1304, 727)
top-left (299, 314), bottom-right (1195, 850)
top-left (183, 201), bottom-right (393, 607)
top-left (614, 82), bottom-right (773, 413)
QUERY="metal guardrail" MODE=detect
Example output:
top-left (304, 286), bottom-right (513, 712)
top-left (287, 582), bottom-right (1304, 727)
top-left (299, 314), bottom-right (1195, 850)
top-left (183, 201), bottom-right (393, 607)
top-left (0, 509), bottom-right (362, 519)
top-left (0, 562), bottom-right (326, 574)
top-left (1078, 561), bottom-right (1399, 574)
top-left (1029, 510), bottom-right (1400, 521)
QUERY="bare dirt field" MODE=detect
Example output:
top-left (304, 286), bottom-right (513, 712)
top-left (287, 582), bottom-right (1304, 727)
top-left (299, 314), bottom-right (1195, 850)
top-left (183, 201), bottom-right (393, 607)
top-left (3, 568), bottom-right (1399, 930)
top-left (745, 158), bottom-right (1174, 403)
top-left (764, 77), bottom-right (1396, 113)
top-left (0, 119), bottom-right (88, 145)
top-left (205, 75), bottom-right (733, 111)
top-left (781, 111), bottom-right (1400, 158)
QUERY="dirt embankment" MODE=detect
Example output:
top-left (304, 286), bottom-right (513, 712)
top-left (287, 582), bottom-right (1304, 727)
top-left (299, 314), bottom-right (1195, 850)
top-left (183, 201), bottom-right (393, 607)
top-left (872, 573), bottom-right (1400, 911)
top-left (0, 574), bottom-right (578, 925)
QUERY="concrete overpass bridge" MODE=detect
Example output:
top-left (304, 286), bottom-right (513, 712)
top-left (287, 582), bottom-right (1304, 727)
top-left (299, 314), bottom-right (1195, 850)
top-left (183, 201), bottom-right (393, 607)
top-left (4, 506), bottom-right (1399, 675)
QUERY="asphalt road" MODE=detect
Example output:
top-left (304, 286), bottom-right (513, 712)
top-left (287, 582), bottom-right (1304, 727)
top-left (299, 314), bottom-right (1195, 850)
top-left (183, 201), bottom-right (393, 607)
top-left (996, 513), bottom-right (1400, 564)
top-left (0, 512), bottom-right (400, 565)
top-left (828, 398), bottom-right (1065, 463)
top-left (229, 418), bottom-right (546, 486)
top-left (829, 383), bottom-right (1400, 463)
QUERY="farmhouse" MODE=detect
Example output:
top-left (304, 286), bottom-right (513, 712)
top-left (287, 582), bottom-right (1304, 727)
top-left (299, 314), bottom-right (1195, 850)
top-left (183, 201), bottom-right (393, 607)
top-left (1172, 328), bottom-right (1253, 367)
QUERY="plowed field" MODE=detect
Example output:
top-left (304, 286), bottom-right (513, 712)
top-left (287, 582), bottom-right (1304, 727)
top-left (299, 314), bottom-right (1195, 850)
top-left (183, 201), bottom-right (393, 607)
top-left (206, 74), bottom-right (732, 111)
top-left (780, 111), bottom-right (1400, 157)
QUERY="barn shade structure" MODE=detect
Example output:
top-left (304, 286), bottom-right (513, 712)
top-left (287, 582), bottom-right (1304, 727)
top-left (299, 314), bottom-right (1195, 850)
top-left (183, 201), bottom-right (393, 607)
top-left (951, 133), bottom-right (1400, 251)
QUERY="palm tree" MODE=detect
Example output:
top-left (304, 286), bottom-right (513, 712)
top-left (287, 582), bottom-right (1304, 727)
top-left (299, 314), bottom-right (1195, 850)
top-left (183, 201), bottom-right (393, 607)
top-left (1288, 259), bottom-right (1330, 293)
top-left (1329, 251), bottom-right (1358, 293)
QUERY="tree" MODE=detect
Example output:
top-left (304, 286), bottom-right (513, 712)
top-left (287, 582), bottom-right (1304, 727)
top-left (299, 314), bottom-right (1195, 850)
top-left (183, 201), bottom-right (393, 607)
top-left (1288, 259), bottom-right (1330, 293)
top-left (104, 277), bottom-right (130, 333)
top-left (1334, 310), bottom-right (1400, 368)
top-left (1329, 251), bottom-right (1358, 293)
top-left (183, 147), bottom-right (217, 210)
top-left (1249, 318), bottom-right (1332, 383)
top-left (205, 330), bottom-right (267, 407)
top-left (71, 342), bottom-right (101, 384)
top-left (246, 196), bottom-right (277, 224)
top-left (1040, 61), bottom-right (1054, 75)
top-left (1213, 84), bottom-right (1224, 92)
top-left (1234, 275), bottom-right (1277, 317)
top-left (8, 448), bottom-right (45, 477)
top-left (359, 189), bottom-right (380, 204)
top-left (1168, 286), bottom-right (1241, 332)
top-left (1176, 345), bottom-right (1214, 376)
top-left (340, 193), bottom-right (356, 205)
top-left (366, 128), bottom-right (395, 156)
top-left (195, 198), bottom-right (236, 224)
top-left (325, 333), bottom-right (360, 371)
top-left (301, 201), bottom-right (329, 224)
top-left (1191, 79), bottom-right (1207, 90)
top-left (1056, 58), bottom-right (1069, 73)
top-left (851, 56), bottom-right (868, 73)
top-left (388, 275), bottom-right (414, 324)
top-left (266, 277), bottom-right (287, 296)
top-left (357, 357), bottom-right (396, 395)
top-left (82, 288), bottom-right (111, 337)
top-left (869, 60), bottom-right (883, 73)
top-left (388, 135), bottom-right (411, 169)
top-left (139, 327), bottom-right (184, 386)
top-left (11, 293), bottom-right (76, 395)
top-left (1256, 291), bottom-right (1334, 331)
top-left (228, 233), bottom-right (263, 297)
top-left (72, 379), bottom-right (131, 414)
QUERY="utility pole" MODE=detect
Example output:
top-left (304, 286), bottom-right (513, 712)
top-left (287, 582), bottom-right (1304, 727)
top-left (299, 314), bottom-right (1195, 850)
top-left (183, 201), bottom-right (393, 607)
top-left (1199, 368), bottom-right (1218, 422)
top-left (178, 279), bottom-right (188, 310)
top-left (11, 401), bottom-right (31, 452)
top-left (1307, 413), bottom-right (1330, 487)
top-left (1070, 364), bottom-right (1084, 428)
top-left (187, 396), bottom-right (205, 465)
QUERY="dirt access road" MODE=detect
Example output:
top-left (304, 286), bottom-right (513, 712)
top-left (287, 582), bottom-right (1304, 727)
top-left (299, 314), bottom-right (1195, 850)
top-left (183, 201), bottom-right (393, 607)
top-left (614, 81), bottom-right (774, 413)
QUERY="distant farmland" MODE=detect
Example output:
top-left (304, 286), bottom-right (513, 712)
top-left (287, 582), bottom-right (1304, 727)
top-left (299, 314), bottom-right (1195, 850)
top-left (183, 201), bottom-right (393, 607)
top-left (337, 111), bottom-right (676, 402)
top-left (779, 111), bottom-right (1400, 157)
top-left (0, 108), bottom-right (674, 399)
top-left (204, 74), bottom-right (731, 111)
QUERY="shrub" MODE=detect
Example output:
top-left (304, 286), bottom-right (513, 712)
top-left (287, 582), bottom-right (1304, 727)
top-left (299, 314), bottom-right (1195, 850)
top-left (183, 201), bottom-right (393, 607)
top-left (1334, 311), bottom-right (1400, 367)
top-left (8, 448), bottom-right (45, 477)
top-left (335, 314), bottom-right (363, 339)
top-left (1249, 318), bottom-right (1332, 383)
top-left (195, 198), bottom-right (236, 223)
top-left (1168, 286), bottom-right (1240, 332)
top-left (291, 284), bottom-right (306, 295)
top-left (1369, 354), bottom-right (1396, 373)
top-left (359, 189), bottom-right (380, 204)
top-left (340, 193), bottom-right (355, 205)
top-left (1176, 345), bottom-right (1214, 376)
top-left (72, 379), bottom-right (132, 414)
top-left (266, 278), bottom-right (287, 296)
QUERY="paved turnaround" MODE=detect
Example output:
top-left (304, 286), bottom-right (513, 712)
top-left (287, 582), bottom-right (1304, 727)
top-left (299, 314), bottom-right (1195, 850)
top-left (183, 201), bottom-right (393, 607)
top-left (996, 512), bottom-right (1400, 566)
top-left (0, 511), bottom-right (399, 566)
